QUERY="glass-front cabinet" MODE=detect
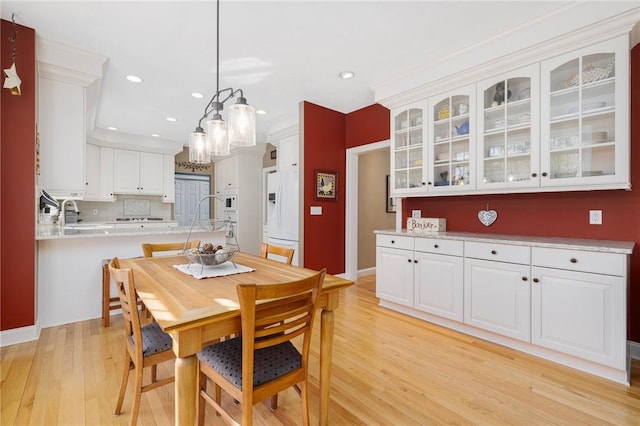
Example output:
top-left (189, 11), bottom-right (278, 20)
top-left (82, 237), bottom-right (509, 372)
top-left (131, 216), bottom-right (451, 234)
top-left (391, 103), bottom-right (426, 194)
top-left (540, 36), bottom-right (629, 188)
top-left (427, 85), bottom-right (475, 192)
top-left (477, 64), bottom-right (540, 190)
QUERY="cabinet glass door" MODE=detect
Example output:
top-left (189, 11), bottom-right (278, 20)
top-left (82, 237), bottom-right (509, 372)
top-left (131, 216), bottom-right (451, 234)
top-left (546, 52), bottom-right (616, 183)
top-left (393, 107), bottom-right (425, 192)
top-left (477, 65), bottom-right (538, 189)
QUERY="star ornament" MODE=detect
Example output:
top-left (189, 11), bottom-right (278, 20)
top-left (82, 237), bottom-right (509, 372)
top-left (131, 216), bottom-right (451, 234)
top-left (3, 62), bottom-right (22, 96)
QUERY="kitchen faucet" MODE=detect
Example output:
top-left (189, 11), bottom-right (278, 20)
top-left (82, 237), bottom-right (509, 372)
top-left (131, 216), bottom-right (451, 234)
top-left (59, 199), bottom-right (79, 227)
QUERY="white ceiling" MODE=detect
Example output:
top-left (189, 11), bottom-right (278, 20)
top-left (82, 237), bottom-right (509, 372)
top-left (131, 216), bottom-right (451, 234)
top-left (2, 1), bottom-right (639, 150)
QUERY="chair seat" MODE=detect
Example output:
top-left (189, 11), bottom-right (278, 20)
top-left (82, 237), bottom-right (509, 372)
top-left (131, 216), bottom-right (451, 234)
top-left (198, 336), bottom-right (301, 390)
top-left (130, 322), bottom-right (173, 357)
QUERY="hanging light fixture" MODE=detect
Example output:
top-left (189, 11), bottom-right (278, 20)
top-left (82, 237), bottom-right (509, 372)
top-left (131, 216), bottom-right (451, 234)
top-left (188, 0), bottom-right (256, 163)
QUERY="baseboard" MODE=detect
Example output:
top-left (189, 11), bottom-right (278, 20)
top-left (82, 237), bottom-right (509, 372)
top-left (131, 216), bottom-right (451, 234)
top-left (357, 267), bottom-right (376, 277)
top-left (0, 322), bottom-right (41, 347)
top-left (630, 340), bottom-right (640, 360)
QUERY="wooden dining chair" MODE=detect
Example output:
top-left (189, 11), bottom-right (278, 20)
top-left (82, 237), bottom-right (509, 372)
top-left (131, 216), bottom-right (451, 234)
top-left (196, 269), bottom-right (326, 426)
top-left (260, 243), bottom-right (294, 265)
top-left (108, 257), bottom-right (176, 426)
top-left (141, 240), bottom-right (200, 258)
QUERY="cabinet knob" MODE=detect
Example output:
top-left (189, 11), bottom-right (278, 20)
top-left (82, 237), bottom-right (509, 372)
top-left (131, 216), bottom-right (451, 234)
top-left (570, 258), bottom-right (577, 263)
top-left (407, 259), bottom-right (412, 263)
top-left (414, 259), bottom-right (418, 263)
top-left (533, 278), bottom-right (539, 283)
top-left (541, 172), bottom-right (548, 177)
top-left (422, 182), bottom-right (426, 186)
top-left (292, 163), bottom-right (297, 166)
top-left (434, 244), bottom-right (439, 249)
top-left (531, 173), bottom-right (537, 178)
top-left (428, 182), bottom-right (433, 186)
top-left (491, 250), bottom-right (497, 255)
top-left (522, 276), bottom-right (528, 281)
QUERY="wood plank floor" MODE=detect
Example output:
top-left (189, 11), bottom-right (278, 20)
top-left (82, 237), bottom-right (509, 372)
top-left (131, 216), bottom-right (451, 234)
top-left (2, 275), bottom-right (639, 425)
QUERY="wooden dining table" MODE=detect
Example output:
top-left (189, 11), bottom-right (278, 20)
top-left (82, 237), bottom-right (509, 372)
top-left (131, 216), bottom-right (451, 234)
top-left (120, 252), bottom-right (353, 426)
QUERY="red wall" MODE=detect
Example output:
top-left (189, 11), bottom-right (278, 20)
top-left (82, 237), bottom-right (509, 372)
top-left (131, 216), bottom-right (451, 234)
top-left (345, 103), bottom-right (390, 149)
top-left (1, 20), bottom-right (36, 330)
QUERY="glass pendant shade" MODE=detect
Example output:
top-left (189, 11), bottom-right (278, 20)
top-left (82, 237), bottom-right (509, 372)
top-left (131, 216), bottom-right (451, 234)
top-left (206, 115), bottom-right (230, 156)
top-left (189, 128), bottom-right (211, 163)
top-left (228, 100), bottom-right (256, 147)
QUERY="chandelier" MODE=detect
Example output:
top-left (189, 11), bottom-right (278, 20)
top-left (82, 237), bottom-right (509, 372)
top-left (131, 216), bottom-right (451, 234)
top-left (189, 0), bottom-right (256, 163)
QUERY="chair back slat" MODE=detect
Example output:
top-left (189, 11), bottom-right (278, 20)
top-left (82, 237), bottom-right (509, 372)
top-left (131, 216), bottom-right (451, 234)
top-left (142, 240), bottom-right (200, 258)
top-left (260, 243), bottom-right (295, 265)
top-left (109, 258), bottom-right (143, 361)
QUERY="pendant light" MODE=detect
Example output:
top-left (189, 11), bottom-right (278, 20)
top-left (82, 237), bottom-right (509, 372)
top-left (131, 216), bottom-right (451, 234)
top-left (188, 0), bottom-right (256, 163)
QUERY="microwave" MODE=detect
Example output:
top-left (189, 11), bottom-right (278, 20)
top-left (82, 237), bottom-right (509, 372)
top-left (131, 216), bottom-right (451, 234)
top-left (224, 195), bottom-right (237, 212)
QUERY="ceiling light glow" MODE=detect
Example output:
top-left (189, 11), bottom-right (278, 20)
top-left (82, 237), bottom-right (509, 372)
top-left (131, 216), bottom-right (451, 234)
top-left (151, 133), bottom-right (160, 137)
top-left (339, 71), bottom-right (355, 79)
top-left (126, 75), bottom-right (143, 83)
top-left (107, 126), bottom-right (118, 131)
top-left (191, 92), bottom-right (205, 99)
top-left (166, 117), bottom-right (177, 122)
top-left (256, 110), bottom-right (266, 115)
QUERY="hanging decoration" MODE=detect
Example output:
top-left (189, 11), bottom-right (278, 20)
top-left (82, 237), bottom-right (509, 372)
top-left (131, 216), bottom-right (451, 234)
top-left (175, 160), bottom-right (212, 173)
top-left (3, 13), bottom-right (22, 96)
top-left (478, 204), bottom-right (498, 227)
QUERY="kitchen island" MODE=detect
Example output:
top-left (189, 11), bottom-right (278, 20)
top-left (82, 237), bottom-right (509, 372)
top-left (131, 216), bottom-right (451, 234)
top-left (36, 224), bottom-right (227, 328)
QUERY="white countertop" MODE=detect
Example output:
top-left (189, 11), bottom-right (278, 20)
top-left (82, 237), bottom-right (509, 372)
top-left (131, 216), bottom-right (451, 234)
top-left (37, 223), bottom-right (211, 240)
top-left (374, 229), bottom-right (634, 254)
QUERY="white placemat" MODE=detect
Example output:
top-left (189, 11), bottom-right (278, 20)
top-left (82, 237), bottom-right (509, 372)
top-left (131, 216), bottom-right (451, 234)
top-left (173, 262), bottom-right (255, 280)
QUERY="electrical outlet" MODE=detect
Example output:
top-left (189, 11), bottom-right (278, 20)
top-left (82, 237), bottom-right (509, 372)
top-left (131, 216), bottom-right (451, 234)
top-left (92, 208), bottom-right (99, 216)
top-left (589, 210), bottom-right (602, 225)
top-left (412, 210), bottom-right (421, 218)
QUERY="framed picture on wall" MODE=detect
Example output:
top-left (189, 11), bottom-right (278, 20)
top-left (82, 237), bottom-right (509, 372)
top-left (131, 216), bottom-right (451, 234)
top-left (386, 175), bottom-right (396, 213)
top-left (315, 170), bottom-right (337, 201)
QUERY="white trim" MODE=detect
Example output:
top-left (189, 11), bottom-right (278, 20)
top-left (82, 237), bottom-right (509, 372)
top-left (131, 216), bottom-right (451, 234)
top-left (345, 140), bottom-right (391, 282)
top-left (267, 124), bottom-right (298, 143)
top-left (357, 267), bottom-right (376, 278)
top-left (0, 323), bottom-right (41, 347)
top-left (630, 341), bottom-right (640, 360)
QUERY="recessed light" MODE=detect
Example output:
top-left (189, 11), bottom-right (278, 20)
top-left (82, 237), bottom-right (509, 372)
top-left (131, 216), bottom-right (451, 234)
top-left (256, 110), bottom-right (266, 115)
top-left (339, 71), bottom-right (355, 79)
top-left (151, 133), bottom-right (160, 137)
top-left (107, 126), bottom-right (118, 131)
top-left (166, 117), bottom-right (177, 122)
top-left (126, 75), bottom-right (143, 83)
top-left (191, 92), bottom-right (205, 99)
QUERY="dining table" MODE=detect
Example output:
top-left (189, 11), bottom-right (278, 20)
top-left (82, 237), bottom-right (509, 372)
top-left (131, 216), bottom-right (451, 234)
top-left (120, 252), bottom-right (353, 426)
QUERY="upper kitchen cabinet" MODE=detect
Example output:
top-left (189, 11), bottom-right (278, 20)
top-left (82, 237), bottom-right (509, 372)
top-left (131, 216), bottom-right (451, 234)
top-left (477, 64), bottom-right (540, 190)
top-left (38, 77), bottom-right (86, 199)
top-left (427, 84), bottom-right (475, 192)
top-left (113, 149), bottom-right (164, 195)
top-left (277, 134), bottom-right (299, 172)
top-left (214, 155), bottom-right (239, 194)
top-left (540, 35), bottom-right (629, 190)
top-left (390, 102), bottom-right (426, 195)
top-left (162, 154), bottom-right (175, 203)
top-left (84, 144), bottom-right (114, 202)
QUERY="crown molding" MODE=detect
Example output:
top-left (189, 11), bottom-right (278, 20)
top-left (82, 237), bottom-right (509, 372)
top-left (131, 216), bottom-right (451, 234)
top-left (36, 37), bottom-right (106, 86)
top-left (267, 124), bottom-right (298, 144)
top-left (376, 7), bottom-right (639, 111)
top-left (89, 127), bottom-right (183, 155)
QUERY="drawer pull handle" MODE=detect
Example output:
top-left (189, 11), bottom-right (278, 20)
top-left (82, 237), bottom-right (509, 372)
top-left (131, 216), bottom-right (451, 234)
top-left (570, 258), bottom-right (577, 263)
top-left (434, 244), bottom-right (439, 248)
top-left (533, 278), bottom-right (539, 283)
top-left (491, 250), bottom-right (497, 255)
top-left (522, 276), bottom-right (528, 281)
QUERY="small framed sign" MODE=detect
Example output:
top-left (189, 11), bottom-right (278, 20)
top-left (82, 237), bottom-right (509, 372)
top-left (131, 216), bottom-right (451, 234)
top-left (315, 169), bottom-right (337, 201)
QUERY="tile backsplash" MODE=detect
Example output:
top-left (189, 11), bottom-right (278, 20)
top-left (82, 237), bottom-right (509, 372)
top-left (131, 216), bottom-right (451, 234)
top-left (76, 195), bottom-right (172, 222)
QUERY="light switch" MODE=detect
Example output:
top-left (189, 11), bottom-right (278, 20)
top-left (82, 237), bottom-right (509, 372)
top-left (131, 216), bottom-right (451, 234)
top-left (310, 206), bottom-right (322, 215)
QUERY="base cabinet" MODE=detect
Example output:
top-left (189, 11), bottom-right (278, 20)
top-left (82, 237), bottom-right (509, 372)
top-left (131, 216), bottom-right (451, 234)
top-left (414, 250), bottom-right (463, 322)
top-left (376, 246), bottom-right (414, 307)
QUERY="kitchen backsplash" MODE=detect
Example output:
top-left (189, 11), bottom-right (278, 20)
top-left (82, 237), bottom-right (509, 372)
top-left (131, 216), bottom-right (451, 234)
top-left (77, 195), bottom-right (172, 222)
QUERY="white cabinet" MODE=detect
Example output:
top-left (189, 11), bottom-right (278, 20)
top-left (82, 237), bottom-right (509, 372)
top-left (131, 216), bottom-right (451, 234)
top-left (414, 238), bottom-right (463, 322)
top-left (464, 241), bottom-right (531, 342)
top-left (163, 154), bottom-right (175, 203)
top-left (38, 77), bottom-right (85, 198)
top-left (531, 247), bottom-right (626, 369)
top-left (84, 144), bottom-right (114, 201)
top-left (376, 235), bottom-right (414, 307)
top-left (214, 156), bottom-right (239, 194)
top-left (390, 102), bottom-right (426, 194)
top-left (477, 64), bottom-right (540, 190)
top-left (113, 149), bottom-right (163, 195)
top-left (540, 35), bottom-right (629, 189)
top-left (277, 135), bottom-right (299, 172)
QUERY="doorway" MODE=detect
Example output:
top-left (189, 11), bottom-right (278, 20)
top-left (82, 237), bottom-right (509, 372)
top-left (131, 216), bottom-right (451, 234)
top-left (174, 173), bottom-right (211, 226)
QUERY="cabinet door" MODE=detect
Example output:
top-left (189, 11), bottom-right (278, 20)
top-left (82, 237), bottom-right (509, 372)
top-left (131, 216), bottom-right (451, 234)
top-left (278, 135), bottom-right (299, 172)
top-left (531, 266), bottom-right (625, 369)
top-left (162, 154), bottom-right (175, 203)
top-left (84, 144), bottom-right (100, 200)
top-left (38, 77), bottom-right (85, 198)
top-left (390, 102), bottom-right (426, 195)
top-left (464, 258), bottom-right (530, 342)
top-left (477, 64), bottom-right (540, 189)
top-left (98, 147), bottom-right (114, 201)
top-left (540, 36), bottom-right (629, 188)
top-left (428, 84), bottom-right (475, 192)
top-left (114, 149), bottom-right (141, 193)
top-left (414, 252), bottom-right (463, 322)
top-left (139, 152), bottom-right (163, 195)
top-left (376, 247), bottom-right (414, 307)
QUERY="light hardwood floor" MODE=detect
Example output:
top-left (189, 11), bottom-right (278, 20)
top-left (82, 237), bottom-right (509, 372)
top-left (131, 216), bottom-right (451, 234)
top-left (2, 275), bottom-right (639, 425)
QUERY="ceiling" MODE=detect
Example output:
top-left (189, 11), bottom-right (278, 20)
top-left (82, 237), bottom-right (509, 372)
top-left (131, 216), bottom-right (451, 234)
top-left (2, 1), bottom-right (638, 150)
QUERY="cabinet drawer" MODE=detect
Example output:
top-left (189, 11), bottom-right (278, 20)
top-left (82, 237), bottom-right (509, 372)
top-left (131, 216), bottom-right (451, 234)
top-left (415, 237), bottom-right (463, 256)
top-left (465, 241), bottom-right (530, 264)
top-left (531, 247), bottom-right (625, 276)
top-left (376, 234), bottom-right (414, 251)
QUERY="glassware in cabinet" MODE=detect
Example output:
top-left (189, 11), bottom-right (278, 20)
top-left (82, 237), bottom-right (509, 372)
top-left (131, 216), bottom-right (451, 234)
top-left (391, 105), bottom-right (426, 193)
top-left (541, 35), bottom-right (628, 188)
top-left (427, 86), bottom-right (475, 191)
top-left (477, 64), bottom-right (539, 189)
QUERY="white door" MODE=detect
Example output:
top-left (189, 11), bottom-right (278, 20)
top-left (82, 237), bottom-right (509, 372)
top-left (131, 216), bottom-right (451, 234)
top-left (376, 247), bottom-right (414, 307)
top-left (414, 252), bottom-right (463, 322)
top-left (174, 175), bottom-right (211, 226)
